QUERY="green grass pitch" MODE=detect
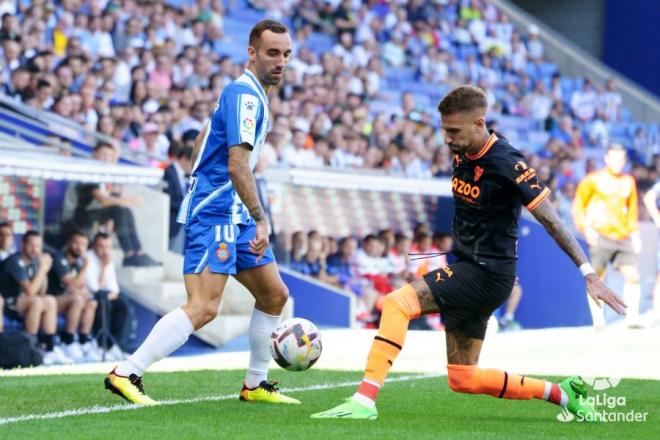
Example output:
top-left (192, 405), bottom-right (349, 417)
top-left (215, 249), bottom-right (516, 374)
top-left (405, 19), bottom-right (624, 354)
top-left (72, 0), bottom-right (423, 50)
top-left (0, 369), bottom-right (657, 439)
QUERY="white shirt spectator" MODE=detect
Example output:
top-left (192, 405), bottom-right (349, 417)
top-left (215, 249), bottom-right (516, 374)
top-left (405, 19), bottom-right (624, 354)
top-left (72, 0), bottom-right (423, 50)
top-left (354, 249), bottom-right (392, 276)
top-left (331, 148), bottom-right (364, 169)
top-left (468, 19), bottom-right (487, 45)
top-left (571, 87), bottom-right (598, 121)
top-left (524, 92), bottom-right (553, 120)
top-left (510, 41), bottom-right (527, 71)
top-left (280, 145), bottom-right (324, 168)
top-left (382, 40), bottom-right (405, 67)
top-left (597, 91), bottom-right (622, 122)
top-left (85, 249), bottom-right (119, 294)
top-left (528, 36), bottom-right (544, 60)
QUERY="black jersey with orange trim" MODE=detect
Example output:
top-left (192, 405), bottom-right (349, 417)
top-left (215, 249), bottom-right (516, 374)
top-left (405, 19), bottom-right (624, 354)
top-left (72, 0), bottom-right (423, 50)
top-left (450, 130), bottom-right (550, 270)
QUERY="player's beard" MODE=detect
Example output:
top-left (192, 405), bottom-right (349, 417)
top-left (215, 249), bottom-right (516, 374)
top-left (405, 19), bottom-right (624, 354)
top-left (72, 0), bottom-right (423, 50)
top-left (265, 69), bottom-right (284, 86)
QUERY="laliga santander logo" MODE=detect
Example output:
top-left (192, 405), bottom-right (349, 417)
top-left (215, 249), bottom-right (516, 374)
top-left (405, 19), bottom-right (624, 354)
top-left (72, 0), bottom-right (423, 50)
top-left (242, 117), bottom-right (255, 131)
top-left (582, 376), bottom-right (622, 391)
top-left (556, 376), bottom-right (623, 423)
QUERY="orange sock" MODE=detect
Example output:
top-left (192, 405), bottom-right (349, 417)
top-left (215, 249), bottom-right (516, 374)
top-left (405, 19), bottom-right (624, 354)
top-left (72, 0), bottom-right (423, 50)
top-left (355, 285), bottom-right (421, 404)
top-left (447, 364), bottom-right (566, 405)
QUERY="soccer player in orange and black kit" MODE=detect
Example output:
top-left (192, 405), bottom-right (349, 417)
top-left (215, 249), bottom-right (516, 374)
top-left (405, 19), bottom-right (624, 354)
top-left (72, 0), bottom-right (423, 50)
top-left (312, 85), bottom-right (626, 421)
top-left (573, 145), bottom-right (642, 329)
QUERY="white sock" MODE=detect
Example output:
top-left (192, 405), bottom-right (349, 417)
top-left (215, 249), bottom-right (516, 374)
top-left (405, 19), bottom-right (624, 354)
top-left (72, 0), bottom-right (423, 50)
top-left (245, 308), bottom-right (281, 388)
top-left (623, 282), bottom-right (641, 324)
top-left (543, 382), bottom-right (569, 407)
top-left (353, 392), bottom-right (376, 408)
top-left (587, 292), bottom-right (605, 328)
top-left (503, 312), bottom-right (514, 321)
top-left (115, 308), bottom-right (194, 377)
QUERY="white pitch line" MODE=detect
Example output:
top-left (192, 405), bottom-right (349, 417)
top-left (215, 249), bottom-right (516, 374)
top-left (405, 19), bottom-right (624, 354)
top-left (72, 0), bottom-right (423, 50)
top-left (0, 373), bottom-right (442, 427)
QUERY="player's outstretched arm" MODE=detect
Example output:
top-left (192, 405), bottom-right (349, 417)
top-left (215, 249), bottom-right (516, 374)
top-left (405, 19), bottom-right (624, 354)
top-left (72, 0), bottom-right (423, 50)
top-left (530, 197), bottom-right (626, 315)
top-left (228, 143), bottom-right (269, 259)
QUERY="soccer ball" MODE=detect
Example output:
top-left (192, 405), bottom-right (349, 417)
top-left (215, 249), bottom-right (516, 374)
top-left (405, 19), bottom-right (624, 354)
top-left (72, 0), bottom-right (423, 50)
top-left (270, 318), bottom-right (322, 371)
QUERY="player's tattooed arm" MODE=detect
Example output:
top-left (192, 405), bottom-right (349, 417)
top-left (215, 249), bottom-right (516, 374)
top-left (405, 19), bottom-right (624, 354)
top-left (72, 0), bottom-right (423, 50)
top-left (532, 196), bottom-right (627, 314)
top-left (191, 122), bottom-right (209, 166)
top-left (530, 197), bottom-right (588, 267)
top-left (227, 143), bottom-right (265, 222)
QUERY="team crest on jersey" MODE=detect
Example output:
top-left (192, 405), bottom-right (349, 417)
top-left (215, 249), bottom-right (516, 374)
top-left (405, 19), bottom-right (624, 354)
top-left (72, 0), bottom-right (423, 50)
top-left (216, 243), bottom-right (230, 262)
top-left (244, 100), bottom-right (256, 111)
top-left (514, 160), bottom-right (528, 171)
top-left (474, 166), bottom-right (484, 182)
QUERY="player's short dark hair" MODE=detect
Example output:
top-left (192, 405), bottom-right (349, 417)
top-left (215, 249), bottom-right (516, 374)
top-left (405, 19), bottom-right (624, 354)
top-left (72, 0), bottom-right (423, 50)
top-left (176, 145), bottom-right (193, 160)
top-left (22, 230), bottom-right (40, 244)
top-left (0, 221), bottom-right (11, 229)
top-left (94, 141), bottom-right (114, 152)
top-left (92, 232), bottom-right (111, 245)
top-left (438, 85), bottom-right (487, 116)
top-left (607, 143), bottom-right (627, 155)
top-left (249, 19), bottom-right (288, 48)
top-left (68, 229), bottom-right (89, 241)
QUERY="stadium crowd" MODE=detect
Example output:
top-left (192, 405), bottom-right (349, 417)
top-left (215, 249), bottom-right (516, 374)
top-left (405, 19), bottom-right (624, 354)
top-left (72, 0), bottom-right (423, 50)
top-left (0, 0), bottom-right (656, 211)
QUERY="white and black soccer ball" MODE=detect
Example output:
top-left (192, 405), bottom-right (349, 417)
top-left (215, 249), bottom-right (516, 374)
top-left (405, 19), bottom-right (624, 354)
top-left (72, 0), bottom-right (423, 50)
top-left (270, 318), bottom-right (322, 371)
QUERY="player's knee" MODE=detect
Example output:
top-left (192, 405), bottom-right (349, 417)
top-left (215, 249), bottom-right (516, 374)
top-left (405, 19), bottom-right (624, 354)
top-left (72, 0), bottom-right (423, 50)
top-left (273, 284), bottom-right (289, 307)
top-left (43, 295), bottom-right (57, 311)
top-left (72, 294), bottom-right (85, 308)
top-left (447, 367), bottom-right (479, 394)
top-left (87, 299), bottom-right (98, 311)
top-left (27, 295), bottom-right (43, 312)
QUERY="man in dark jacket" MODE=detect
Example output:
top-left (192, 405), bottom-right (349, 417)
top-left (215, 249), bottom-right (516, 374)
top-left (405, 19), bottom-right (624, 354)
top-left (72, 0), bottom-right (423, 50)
top-left (163, 145), bottom-right (193, 253)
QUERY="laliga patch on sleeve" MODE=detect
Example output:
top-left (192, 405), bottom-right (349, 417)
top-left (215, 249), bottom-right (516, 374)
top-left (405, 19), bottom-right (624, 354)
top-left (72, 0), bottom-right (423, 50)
top-left (239, 94), bottom-right (259, 146)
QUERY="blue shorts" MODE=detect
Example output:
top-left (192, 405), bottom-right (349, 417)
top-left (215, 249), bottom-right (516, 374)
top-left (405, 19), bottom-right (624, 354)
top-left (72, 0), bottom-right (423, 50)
top-left (183, 217), bottom-right (275, 275)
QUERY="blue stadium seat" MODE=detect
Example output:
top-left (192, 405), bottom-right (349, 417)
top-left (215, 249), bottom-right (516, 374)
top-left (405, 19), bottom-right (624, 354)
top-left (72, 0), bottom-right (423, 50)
top-left (305, 32), bottom-right (335, 55)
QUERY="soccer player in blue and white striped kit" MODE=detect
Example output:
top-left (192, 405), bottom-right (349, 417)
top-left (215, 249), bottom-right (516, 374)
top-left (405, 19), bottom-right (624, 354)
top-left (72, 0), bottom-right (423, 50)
top-left (105, 20), bottom-right (299, 405)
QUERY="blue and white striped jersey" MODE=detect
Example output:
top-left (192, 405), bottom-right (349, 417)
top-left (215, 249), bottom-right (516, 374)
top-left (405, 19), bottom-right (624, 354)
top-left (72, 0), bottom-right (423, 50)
top-left (177, 69), bottom-right (270, 225)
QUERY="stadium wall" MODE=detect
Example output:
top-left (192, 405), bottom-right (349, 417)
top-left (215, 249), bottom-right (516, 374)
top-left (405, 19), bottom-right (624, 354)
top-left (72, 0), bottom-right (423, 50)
top-left (603, 0), bottom-right (660, 98)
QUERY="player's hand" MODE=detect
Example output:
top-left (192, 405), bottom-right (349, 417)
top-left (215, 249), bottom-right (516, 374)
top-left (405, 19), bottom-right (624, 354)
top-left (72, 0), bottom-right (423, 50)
top-left (250, 220), bottom-right (269, 262)
top-left (584, 227), bottom-right (599, 247)
top-left (585, 273), bottom-right (626, 315)
top-left (40, 253), bottom-right (53, 271)
top-left (630, 233), bottom-right (642, 254)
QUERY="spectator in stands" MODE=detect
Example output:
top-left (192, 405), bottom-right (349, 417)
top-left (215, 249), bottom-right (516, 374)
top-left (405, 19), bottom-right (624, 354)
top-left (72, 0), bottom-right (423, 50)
top-left (295, 231), bottom-right (333, 282)
top-left (281, 128), bottom-right (323, 168)
top-left (354, 234), bottom-right (393, 294)
top-left (597, 78), bottom-right (622, 123)
top-left (326, 235), bottom-right (378, 323)
top-left (570, 79), bottom-right (598, 123)
top-left (128, 121), bottom-right (169, 167)
top-left (0, 12), bottom-right (20, 42)
top-left (409, 232), bottom-right (442, 279)
top-left (71, 142), bottom-right (158, 267)
top-left (526, 25), bottom-right (544, 60)
top-left (289, 230), bottom-right (308, 270)
top-left (4, 66), bottom-right (31, 101)
top-left (573, 145), bottom-right (641, 330)
top-left (0, 231), bottom-right (68, 365)
top-left (0, 221), bottom-right (14, 260)
top-left (47, 230), bottom-right (99, 362)
top-left (388, 232), bottom-right (412, 285)
top-left (522, 81), bottom-right (553, 121)
top-left (163, 144), bottom-right (193, 254)
top-left (85, 232), bottom-right (132, 360)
